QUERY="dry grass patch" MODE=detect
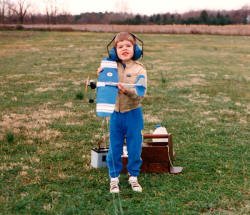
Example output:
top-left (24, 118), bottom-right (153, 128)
top-left (144, 113), bottom-right (161, 123)
top-left (182, 92), bottom-right (210, 104)
top-left (219, 109), bottom-right (236, 115)
top-left (0, 43), bottom-right (39, 57)
top-left (35, 86), bottom-right (68, 93)
top-left (173, 77), bottom-right (208, 88)
top-left (239, 117), bottom-right (248, 125)
top-left (0, 161), bottom-right (23, 171)
top-left (63, 102), bottom-right (73, 108)
top-left (0, 106), bottom-right (71, 141)
top-left (4, 24), bottom-right (250, 35)
top-left (166, 108), bottom-right (186, 113)
top-left (188, 73), bottom-right (206, 78)
top-left (246, 104), bottom-right (250, 114)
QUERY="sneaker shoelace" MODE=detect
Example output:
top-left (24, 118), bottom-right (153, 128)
top-left (130, 180), bottom-right (140, 188)
top-left (110, 180), bottom-right (119, 191)
top-left (129, 178), bottom-right (141, 189)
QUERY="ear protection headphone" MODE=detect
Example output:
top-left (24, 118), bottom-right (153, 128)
top-left (107, 32), bottom-right (143, 61)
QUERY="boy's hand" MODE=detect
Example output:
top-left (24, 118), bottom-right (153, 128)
top-left (117, 83), bottom-right (128, 95)
top-left (96, 67), bottom-right (103, 75)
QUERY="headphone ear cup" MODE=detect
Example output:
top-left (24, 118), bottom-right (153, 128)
top-left (108, 47), bottom-right (119, 61)
top-left (133, 44), bottom-right (143, 60)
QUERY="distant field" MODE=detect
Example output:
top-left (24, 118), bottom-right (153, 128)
top-left (0, 31), bottom-right (249, 214)
top-left (1, 24), bottom-right (250, 35)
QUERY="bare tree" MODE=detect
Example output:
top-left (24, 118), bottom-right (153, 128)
top-left (44, 0), bottom-right (58, 24)
top-left (9, 0), bottom-right (30, 24)
top-left (241, 4), bottom-right (250, 10)
top-left (0, 0), bottom-right (5, 23)
top-left (0, 0), bottom-right (9, 23)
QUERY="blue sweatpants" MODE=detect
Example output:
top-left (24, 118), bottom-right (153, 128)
top-left (107, 107), bottom-right (144, 178)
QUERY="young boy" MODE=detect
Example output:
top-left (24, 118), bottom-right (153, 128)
top-left (97, 32), bottom-right (147, 193)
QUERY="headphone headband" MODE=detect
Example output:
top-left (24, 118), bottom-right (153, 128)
top-left (107, 32), bottom-right (143, 60)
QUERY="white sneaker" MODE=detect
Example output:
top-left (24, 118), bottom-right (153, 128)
top-left (128, 176), bottom-right (142, 192)
top-left (110, 177), bottom-right (120, 193)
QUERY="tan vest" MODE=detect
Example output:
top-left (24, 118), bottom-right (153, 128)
top-left (114, 60), bottom-right (147, 112)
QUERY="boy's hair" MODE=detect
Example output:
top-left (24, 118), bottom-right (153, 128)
top-left (114, 32), bottom-right (136, 47)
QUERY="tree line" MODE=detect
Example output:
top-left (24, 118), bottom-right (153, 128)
top-left (1, 0), bottom-right (250, 25)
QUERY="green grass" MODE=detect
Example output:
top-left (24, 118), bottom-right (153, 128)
top-left (0, 31), bottom-right (249, 214)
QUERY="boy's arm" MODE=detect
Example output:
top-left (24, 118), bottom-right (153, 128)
top-left (121, 69), bottom-right (147, 99)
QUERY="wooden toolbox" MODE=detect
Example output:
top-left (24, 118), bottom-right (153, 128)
top-left (122, 133), bottom-right (182, 174)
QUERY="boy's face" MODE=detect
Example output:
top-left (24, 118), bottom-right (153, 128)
top-left (116, 40), bottom-right (134, 62)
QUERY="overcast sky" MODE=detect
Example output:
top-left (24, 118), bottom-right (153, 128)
top-left (31, 0), bottom-right (250, 15)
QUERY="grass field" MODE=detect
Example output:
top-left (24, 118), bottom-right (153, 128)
top-left (0, 31), bottom-right (249, 214)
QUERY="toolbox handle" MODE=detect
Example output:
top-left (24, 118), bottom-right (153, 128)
top-left (143, 133), bottom-right (171, 139)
